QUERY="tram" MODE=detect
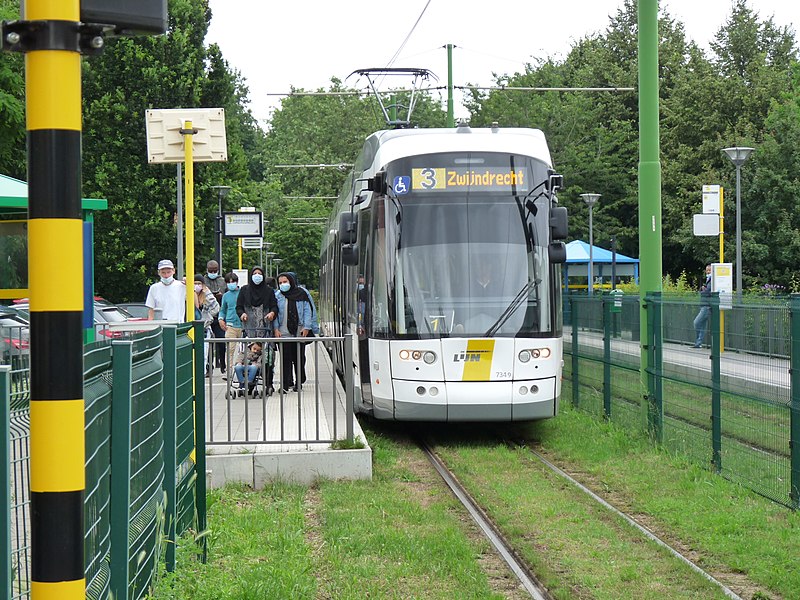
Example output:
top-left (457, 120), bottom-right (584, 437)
top-left (319, 124), bottom-right (568, 421)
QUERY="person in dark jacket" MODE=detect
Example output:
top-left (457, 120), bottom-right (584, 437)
top-left (275, 272), bottom-right (314, 392)
top-left (236, 266), bottom-right (279, 391)
top-left (235, 266), bottom-right (278, 337)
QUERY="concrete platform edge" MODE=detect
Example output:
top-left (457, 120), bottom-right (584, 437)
top-left (206, 446), bottom-right (373, 489)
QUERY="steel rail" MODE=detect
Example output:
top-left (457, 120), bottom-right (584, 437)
top-left (524, 445), bottom-right (743, 600)
top-left (418, 438), bottom-right (552, 600)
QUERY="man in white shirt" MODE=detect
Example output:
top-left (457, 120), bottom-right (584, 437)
top-left (145, 259), bottom-right (187, 321)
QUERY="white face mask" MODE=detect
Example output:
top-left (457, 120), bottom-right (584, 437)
top-left (161, 276), bottom-right (174, 285)
top-left (194, 284), bottom-right (203, 293)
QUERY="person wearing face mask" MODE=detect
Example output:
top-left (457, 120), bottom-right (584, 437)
top-left (193, 274), bottom-right (220, 375)
top-left (219, 272), bottom-right (244, 378)
top-left (145, 259), bottom-right (187, 321)
top-left (203, 260), bottom-right (227, 374)
top-left (236, 266), bottom-right (279, 393)
top-left (275, 272), bottom-right (314, 392)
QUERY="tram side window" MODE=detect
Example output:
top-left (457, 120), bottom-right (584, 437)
top-left (371, 199), bottom-right (390, 336)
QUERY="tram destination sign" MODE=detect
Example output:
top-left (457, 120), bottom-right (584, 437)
top-left (402, 166), bottom-right (531, 193)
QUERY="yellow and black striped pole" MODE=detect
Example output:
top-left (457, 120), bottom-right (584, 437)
top-left (25, 0), bottom-right (85, 597)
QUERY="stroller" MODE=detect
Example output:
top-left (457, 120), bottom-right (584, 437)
top-left (226, 329), bottom-right (276, 399)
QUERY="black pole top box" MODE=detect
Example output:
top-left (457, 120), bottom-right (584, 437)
top-left (81, 0), bottom-right (167, 35)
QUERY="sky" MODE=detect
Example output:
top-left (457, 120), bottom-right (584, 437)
top-left (205, 1), bottom-right (800, 127)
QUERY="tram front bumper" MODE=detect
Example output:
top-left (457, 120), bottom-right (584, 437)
top-left (383, 377), bottom-right (557, 421)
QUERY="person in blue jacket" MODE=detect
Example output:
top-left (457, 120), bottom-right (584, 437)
top-left (275, 272), bottom-right (314, 392)
top-left (693, 264), bottom-right (712, 348)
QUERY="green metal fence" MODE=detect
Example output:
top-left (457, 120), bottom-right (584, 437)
top-left (1, 322), bottom-right (206, 599)
top-left (564, 292), bottom-right (799, 509)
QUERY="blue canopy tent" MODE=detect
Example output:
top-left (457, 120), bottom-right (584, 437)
top-left (564, 240), bottom-right (639, 291)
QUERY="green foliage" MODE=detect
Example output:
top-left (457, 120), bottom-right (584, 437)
top-left (80, 0), bottom-right (267, 301)
top-left (0, 0), bottom-right (24, 179)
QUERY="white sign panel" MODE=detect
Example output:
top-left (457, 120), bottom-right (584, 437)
top-left (693, 213), bottom-right (720, 236)
top-left (222, 211), bottom-right (262, 238)
top-left (241, 237), bottom-right (263, 249)
top-left (233, 269), bottom-right (249, 286)
top-left (712, 262), bottom-right (733, 310)
top-left (145, 108), bottom-right (228, 164)
top-left (702, 184), bottom-right (722, 214)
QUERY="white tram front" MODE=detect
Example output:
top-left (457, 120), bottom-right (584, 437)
top-left (320, 126), bottom-right (568, 421)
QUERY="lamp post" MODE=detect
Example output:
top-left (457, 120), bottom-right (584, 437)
top-left (210, 185), bottom-right (231, 270)
top-left (580, 193), bottom-right (601, 296)
top-left (272, 258), bottom-right (283, 279)
top-left (722, 147), bottom-right (754, 297)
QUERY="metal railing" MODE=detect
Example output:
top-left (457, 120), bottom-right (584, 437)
top-left (204, 335), bottom-right (355, 447)
top-left (1, 322), bottom-right (207, 600)
top-left (564, 292), bottom-right (800, 509)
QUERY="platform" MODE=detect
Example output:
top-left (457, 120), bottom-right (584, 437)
top-left (202, 339), bottom-right (372, 488)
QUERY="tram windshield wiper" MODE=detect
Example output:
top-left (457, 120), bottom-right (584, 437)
top-left (483, 278), bottom-right (540, 337)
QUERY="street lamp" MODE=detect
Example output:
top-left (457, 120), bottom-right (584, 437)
top-left (272, 258), bottom-right (283, 279)
top-left (722, 147), bottom-right (754, 297)
top-left (210, 185), bottom-right (231, 270)
top-left (580, 193), bottom-right (601, 296)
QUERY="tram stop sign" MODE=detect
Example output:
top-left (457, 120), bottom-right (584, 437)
top-left (81, 0), bottom-right (168, 35)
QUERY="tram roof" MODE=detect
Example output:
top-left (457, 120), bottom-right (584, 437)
top-left (365, 127), bottom-right (553, 169)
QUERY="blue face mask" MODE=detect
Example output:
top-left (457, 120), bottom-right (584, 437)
top-left (279, 283), bottom-right (291, 293)
top-left (160, 276), bottom-right (174, 285)
top-left (252, 274), bottom-right (264, 285)
top-left (207, 272), bottom-right (219, 280)
top-left (227, 282), bottom-right (238, 291)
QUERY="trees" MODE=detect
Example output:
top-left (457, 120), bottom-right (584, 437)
top-left (0, 0), bottom-right (24, 179)
top-left (81, 0), bottom-right (266, 301)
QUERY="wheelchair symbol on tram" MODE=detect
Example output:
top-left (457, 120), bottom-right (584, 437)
top-left (393, 175), bottom-right (410, 195)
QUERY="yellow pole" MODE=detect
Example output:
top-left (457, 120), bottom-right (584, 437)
top-left (238, 238), bottom-right (243, 270)
top-left (183, 120), bottom-right (195, 323)
top-left (720, 187), bottom-right (725, 351)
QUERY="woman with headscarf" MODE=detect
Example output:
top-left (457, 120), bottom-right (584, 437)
top-left (236, 266), bottom-right (279, 392)
top-left (275, 271), bottom-right (314, 392)
top-left (235, 266), bottom-right (278, 337)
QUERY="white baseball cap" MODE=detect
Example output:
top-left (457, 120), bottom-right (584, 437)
top-left (157, 259), bottom-right (174, 270)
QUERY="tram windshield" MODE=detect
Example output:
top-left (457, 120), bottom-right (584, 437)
top-left (370, 151), bottom-right (558, 339)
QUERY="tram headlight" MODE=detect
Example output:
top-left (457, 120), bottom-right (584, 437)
top-left (399, 349), bottom-right (410, 360)
top-left (520, 347), bottom-right (552, 360)
top-left (412, 350), bottom-right (422, 361)
top-left (423, 351), bottom-right (436, 364)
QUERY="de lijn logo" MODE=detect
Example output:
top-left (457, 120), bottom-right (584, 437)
top-left (453, 349), bottom-right (490, 363)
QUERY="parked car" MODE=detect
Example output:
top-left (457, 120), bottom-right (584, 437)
top-left (0, 306), bottom-right (30, 365)
top-left (11, 298), bottom-right (144, 340)
top-left (117, 302), bottom-right (151, 319)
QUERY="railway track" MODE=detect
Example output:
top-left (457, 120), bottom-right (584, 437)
top-left (419, 433), bottom-right (744, 600)
top-left (417, 437), bottom-right (554, 600)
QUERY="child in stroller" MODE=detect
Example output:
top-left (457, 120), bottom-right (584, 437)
top-left (232, 341), bottom-right (273, 397)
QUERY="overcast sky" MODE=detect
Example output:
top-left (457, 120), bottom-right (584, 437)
top-left (205, 0), bottom-right (799, 126)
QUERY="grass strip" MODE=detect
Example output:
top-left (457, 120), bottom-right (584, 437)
top-left (148, 482), bottom-right (316, 599)
top-left (527, 404), bottom-right (799, 598)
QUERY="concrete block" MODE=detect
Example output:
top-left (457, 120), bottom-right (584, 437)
top-left (206, 454), bottom-right (254, 489)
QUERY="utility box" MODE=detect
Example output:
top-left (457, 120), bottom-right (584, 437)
top-left (81, 0), bottom-right (168, 35)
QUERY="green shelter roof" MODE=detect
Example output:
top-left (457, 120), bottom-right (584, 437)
top-left (0, 173), bottom-right (107, 214)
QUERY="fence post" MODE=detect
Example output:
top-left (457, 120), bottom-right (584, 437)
top-left (193, 321), bottom-right (208, 563)
top-left (344, 334), bottom-right (354, 443)
top-left (161, 325), bottom-right (178, 572)
top-left (790, 294), bottom-right (800, 508)
top-left (571, 296), bottom-right (579, 408)
top-left (710, 293), bottom-right (722, 474)
top-left (645, 292), bottom-right (663, 442)
top-left (603, 293), bottom-right (612, 420)
top-left (110, 340), bottom-right (133, 600)
top-left (0, 366), bottom-right (10, 600)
